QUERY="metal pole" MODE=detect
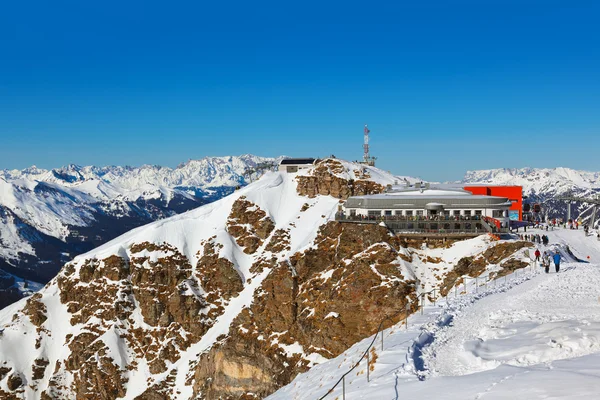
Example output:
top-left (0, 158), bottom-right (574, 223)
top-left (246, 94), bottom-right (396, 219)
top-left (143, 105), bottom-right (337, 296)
top-left (475, 276), bottom-right (478, 293)
top-left (464, 278), bottom-right (468, 294)
top-left (367, 351), bottom-right (370, 382)
top-left (433, 288), bottom-right (436, 306)
top-left (381, 331), bottom-right (384, 351)
top-left (421, 294), bottom-right (424, 315)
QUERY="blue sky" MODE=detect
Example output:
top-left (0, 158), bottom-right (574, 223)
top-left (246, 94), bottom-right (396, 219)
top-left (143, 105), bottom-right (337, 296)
top-left (1, 0), bottom-right (598, 181)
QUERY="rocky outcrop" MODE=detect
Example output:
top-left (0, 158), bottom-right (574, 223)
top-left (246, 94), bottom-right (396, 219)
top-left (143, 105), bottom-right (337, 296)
top-left (439, 241), bottom-right (533, 295)
top-left (191, 222), bottom-right (417, 399)
top-left (227, 197), bottom-right (275, 254)
top-left (35, 242), bottom-right (221, 398)
top-left (296, 159), bottom-right (385, 199)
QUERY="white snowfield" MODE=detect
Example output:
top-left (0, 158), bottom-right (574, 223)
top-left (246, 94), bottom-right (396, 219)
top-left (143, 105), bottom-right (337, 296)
top-left (268, 228), bottom-right (600, 400)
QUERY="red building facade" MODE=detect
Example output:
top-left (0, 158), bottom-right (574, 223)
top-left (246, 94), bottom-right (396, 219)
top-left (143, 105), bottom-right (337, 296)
top-left (463, 185), bottom-right (523, 221)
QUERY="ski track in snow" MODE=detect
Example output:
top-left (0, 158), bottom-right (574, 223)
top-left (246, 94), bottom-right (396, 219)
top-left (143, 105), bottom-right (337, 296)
top-left (268, 227), bottom-right (600, 400)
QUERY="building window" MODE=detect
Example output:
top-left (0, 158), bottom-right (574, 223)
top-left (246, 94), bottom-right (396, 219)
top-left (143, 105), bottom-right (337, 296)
top-left (350, 209), bottom-right (356, 216)
top-left (368, 210), bottom-right (380, 217)
top-left (406, 211), bottom-right (413, 216)
top-left (453, 210), bottom-right (461, 216)
top-left (384, 210), bottom-right (392, 216)
top-left (443, 210), bottom-right (450, 216)
top-left (464, 210), bottom-right (472, 216)
top-left (416, 210), bottom-right (424, 216)
top-left (475, 210), bottom-right (482, 216)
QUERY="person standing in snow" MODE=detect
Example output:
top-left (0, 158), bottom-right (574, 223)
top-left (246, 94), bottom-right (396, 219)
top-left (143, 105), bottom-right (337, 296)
top-left (553, 251), bottom-right (562, 273)
top-left (542, 253), bottom-right (551, 273)
top-left (534, 249), bottom-right (541, 262)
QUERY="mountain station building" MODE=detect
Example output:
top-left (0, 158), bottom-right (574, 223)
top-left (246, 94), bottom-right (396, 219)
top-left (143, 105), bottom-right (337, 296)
top-left (337, 184), bottom-right (522, 236)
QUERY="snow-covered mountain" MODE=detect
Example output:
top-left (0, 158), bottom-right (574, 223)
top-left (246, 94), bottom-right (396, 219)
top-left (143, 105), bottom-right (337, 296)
top-left (463, 167), bottom-right (600, 222)
top-left (0, 154), bottom-right (278, 307)
top-left (0, 158), bottom-right (534, 399)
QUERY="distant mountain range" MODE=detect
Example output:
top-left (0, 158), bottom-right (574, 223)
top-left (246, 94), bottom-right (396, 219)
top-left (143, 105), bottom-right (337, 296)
top-left (462, 167), bottom-right (600, 222)
top-left (0, 154), bottom-right (278, 307)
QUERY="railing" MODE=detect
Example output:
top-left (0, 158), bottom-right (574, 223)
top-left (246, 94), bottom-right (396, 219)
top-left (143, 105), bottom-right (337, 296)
top-left (316, 316), bottom-right (398, 400)
top-left (335, 214), bottom-right (486, 222)
top-left (317, 259), bottom-right (539, 399)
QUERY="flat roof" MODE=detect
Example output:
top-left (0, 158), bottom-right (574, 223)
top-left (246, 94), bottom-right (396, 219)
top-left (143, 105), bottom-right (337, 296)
top-left (280, 158), bottom-right (316, 165)
top-left (345, 192), bottom-right (512, 209)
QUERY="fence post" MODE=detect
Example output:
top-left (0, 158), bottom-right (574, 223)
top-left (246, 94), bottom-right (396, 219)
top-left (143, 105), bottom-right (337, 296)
top-left (367, 351), bottom-right (370, 382)
top-left (420, 294), bottom-right (424, 315)
top-left (433, 288), bottom-right (436, 306)
top-left (464, 278), bottom-right (468, 294)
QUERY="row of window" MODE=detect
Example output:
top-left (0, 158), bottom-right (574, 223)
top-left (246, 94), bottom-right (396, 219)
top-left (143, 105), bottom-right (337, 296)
top-left (356, 209), bottom-right (484, 217)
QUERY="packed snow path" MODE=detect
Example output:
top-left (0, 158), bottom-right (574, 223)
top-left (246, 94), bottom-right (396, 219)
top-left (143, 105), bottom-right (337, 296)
top-left (268, 229), bottom-right (600, 399)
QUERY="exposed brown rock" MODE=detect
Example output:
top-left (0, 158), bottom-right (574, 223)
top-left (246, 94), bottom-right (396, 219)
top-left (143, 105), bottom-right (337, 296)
top-left (23, 293), bottom-right (47, 327)
top-left (32, 358), bottom-right (49, 380)
top-left (227, 197), bottom-right (275, 254)
top-left (192, 221), bottom-right (417, 399)
top-left (7, 373), bottom-right (23, 391)
top-left (439, 241), bottom-right (534, 296)
top-left (295, 159), bottom-right (385, 199)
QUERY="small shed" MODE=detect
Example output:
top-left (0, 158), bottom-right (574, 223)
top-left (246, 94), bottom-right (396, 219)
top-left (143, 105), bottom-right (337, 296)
top-left (279, 158), bottom-right (316, 173)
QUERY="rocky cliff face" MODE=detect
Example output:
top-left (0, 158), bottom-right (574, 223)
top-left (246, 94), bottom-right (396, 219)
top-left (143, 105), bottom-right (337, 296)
top-left (295, 159), bottom-right (386, 199)
top-left (0, 160), bottom-right (530, 399)
top-left (192, 222), bottom-right (417, 399)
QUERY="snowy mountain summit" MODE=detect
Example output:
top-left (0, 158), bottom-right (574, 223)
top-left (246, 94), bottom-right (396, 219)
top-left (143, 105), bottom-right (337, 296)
top-left (0, 155), bottom-right (276, 307)
top-left (0, 158), bottom-right (540, 399)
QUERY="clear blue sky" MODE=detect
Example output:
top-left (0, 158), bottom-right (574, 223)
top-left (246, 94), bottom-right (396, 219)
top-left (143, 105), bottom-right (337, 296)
top-left (1, 0), bottom-right (598, 181)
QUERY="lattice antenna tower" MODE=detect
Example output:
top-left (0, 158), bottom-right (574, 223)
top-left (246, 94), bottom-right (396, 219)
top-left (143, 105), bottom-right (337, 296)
top-left (363, 124), bottom-right (370, 163)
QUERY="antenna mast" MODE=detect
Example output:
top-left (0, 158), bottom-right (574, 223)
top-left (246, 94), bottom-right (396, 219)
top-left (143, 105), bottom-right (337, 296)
top-left (362, 124), bottom-right (376, 166)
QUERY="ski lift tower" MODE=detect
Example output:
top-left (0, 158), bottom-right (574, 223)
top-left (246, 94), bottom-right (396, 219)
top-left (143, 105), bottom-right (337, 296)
top-left (557, 194), bottom-right (600, 228)
top-left (361, 124), bottom-right (377, 167)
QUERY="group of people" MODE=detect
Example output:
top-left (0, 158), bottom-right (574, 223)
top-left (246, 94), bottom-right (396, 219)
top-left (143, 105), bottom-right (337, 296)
top-left (520, 233), bottom-right (549, 245)
top-left (535, 249), bottom-right (562, 273)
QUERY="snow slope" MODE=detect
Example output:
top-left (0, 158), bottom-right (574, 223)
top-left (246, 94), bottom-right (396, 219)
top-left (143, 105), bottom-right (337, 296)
top-left (0, 155), bottom-right (278, 305)
top-left (268, 228), bottom-right (600, 399)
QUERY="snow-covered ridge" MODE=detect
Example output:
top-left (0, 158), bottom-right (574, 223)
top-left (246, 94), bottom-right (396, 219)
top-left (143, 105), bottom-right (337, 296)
top-left (463, 167), bottom-right (600, 192)
top-left (0, 155), bottom-right (278, 306)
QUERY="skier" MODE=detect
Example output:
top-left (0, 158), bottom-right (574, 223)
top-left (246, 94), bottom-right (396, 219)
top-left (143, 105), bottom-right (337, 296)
top-left (553, 251), bottom-right (562, 273)
top-left (534, 249), bottom-right (541, 262)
